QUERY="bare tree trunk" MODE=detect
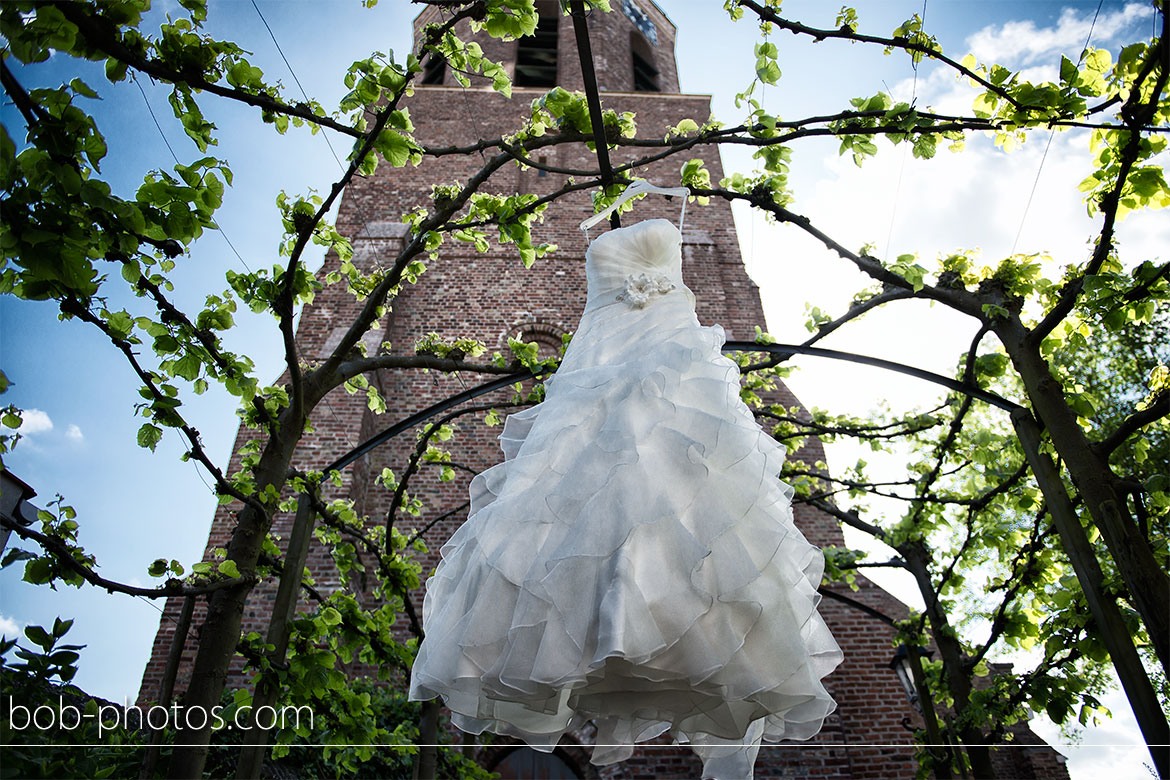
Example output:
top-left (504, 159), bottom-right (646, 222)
top-left (1013, 409), bottom-right (1169, 777)
top-left (904, 643), bottom-right (954, 780)
top-left (234, 493), bottom-right (318, 779)
top-left (412, 699), bottom-right (441, 780)
top-left (1001, 324), bottom-right (1170, 677)
top-left (140, 595), bottom-right (196, 780)
top-left (167, 433), bottom-right (299, 779)
top-left (902, 544), bottom-right (997, 779)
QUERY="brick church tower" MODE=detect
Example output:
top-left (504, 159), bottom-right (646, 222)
top-left (141, 4), bottom-right (1069, 777)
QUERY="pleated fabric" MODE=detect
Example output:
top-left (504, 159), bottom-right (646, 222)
top-left (409, 219), bottom-right (842, 779)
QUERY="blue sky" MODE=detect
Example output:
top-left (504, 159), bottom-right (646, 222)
top-left (1, 1), bottom-right (1164, 776)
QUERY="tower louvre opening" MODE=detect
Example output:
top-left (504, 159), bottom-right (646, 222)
top-left (631, 32), bottom-right (659, 91)
top-left (420, 53), bottom-right (445, 85)
top-left (515, 13), bottom-right (558, 87)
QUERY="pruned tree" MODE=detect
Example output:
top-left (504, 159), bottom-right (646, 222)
top-left (1, 1), bottom-right (1166, 778)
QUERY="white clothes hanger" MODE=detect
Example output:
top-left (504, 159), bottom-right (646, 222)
top-left (579, 179), bottom-right (691, 234)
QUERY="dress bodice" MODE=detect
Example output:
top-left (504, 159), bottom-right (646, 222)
top-left (584, 219), bottom-right (690, 310)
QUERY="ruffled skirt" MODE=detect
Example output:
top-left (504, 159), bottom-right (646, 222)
top-left (409, 292), bottom-right (842, 779)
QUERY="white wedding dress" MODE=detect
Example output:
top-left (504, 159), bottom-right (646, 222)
top-left (409, 219), bottom-right (842, 778)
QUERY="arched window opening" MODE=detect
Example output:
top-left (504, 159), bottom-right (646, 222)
top-left (420, 53), bottom-right (446, 85)
top-left (630, 32), bottom-right (659, 92)
top-left (515, 8), bottom-right (559, 87)
top-left (491, 746), bottom-right (582, 779)
top-left (523, 328), bottom-right (564, 361)
top-left (506, 319), bottom-right (568, 362)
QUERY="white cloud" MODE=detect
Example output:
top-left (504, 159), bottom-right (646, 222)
top-left (11, 408), bottom-right (53, 435)
top-left (0, 614), bottom-right (21, 639)
top-left (966, 3), bottom-right (1150, 67)
top-left (1, 411), bottom-right (87, 444)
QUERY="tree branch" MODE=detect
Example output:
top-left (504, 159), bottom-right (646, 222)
top-left (335, 354), bottom-right (524, 383)
top-left (385, 401), bottom-right (522, 543)
top-left (734, 0), bottom-right (1029, 112)
top-left (902, 328), bottom-right (993, 533)
top-left (404, 500), bottom-right (471, 550)
top-left (276, 87), bottom-right (411, 428)
top-left (792, 465), bottom-right (1001, 507)
top-left (1093, 390), bottom-right (1170, 458)
top-left (841, 557), bottom-right (910, 570)
top-left (802, 289), bottom-right (919, 349)
top-left (62, 297), bottom-right (269, 520)
top-left (0, 515), bottom-right (251, 599)
top-left (256, 529), bottom-right (411, 673)
top-left (1121, 260), bottom-right (1170, 303)
top-left (755, 406), bottom-right (945, 442)
top-left (695, 186), bottom-right (986, 319)
top-left (1031, 26), bottom-right (1169, 343)
top-left (806, 497), bottom-right (889, 542)
top-left (50, 1), bottom-right (364, 138)
top-left (0, 59), bottom-right (50, 127)
top-left (987, 643), bottom-right (1085, 742)
top-left (305, 487), bottom-right (426, 640)
top-left (109, 254), bottom-right (277, 432)
top-left (818, 585), bottom-right (900, 627)
top-left (965, 510), bottom-right (1054, 671)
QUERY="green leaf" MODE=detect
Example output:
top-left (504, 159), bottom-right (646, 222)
top-left (1, 547), bottom-right (35, 570)
top-left (172, 353), bottom-right (201, 381)
top-left (137, 423), bottom-right (163, 451)
top-left (105, 58), bottom-right (129, 83)
top-left (982, 303), bottom-right (1010, 320)
top-left (1084, 48), bottom-right (1111, 74)
top-left (25, 624), bottom-right (54, 651)
top-left (24, 558), bottom-right (53, 585)
top-left (376, 128), bottom-right (415, 168)
top-left (120, 260), bottom-right (142, 284)
top-left (1069, 392), bottom-right (1096, 419)
top-left (45, 651), bottom-right (86, 679)
top-left (69, 78), bottom-right (99, 98)
top-left (755, 42), bottom-right (779, 59)
top-left (670, 118), bottom-right (700, 138)
top-left (106, 310), bottom-right (134, 339)
top-left (975, 353), bottom-right (1009, 377)
top-left (218, 559), bottom-right (241, 578)
top-left (755, 58), bottom-right (782, 85)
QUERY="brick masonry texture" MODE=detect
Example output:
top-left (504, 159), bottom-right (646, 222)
top-left (140, 4), bottom-right (1068, 777)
